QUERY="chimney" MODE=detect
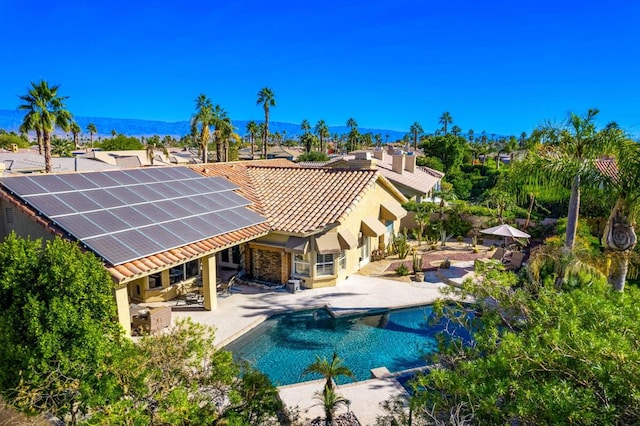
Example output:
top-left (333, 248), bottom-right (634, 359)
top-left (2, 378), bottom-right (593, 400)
top-left (350, 151), bottom-right (377, 170)
top-left (391, 150), bottom-right (405, 175)
top-left (372, 148), bottom-right (385, 161)
top-left (404, 151), bottom-right (416, 173)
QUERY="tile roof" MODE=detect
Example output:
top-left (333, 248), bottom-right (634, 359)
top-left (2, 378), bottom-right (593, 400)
top-left (301, 151), bottom-right (443, 197)
top-left (193, 159), bottom-right (406, 234)
top-left (595, 157), bottom-right (619, 181)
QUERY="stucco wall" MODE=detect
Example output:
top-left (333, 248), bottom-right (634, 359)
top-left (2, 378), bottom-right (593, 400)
top-left (0, 199), bottom-right (55, 242)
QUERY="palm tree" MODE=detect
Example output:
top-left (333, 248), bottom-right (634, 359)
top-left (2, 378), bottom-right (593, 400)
top-left (256, 87), bottom-right (276, 159)
top-left (303, 352), bottom-right (354, 393)
top-left (87, 123), bottom-right (97, 150)
top-left (313, 387), bottom-right (350, 426)
top-left (528, 109), bottom-right (619, 251)
top-left (300, 119), bottom-right (311, 135)
top-left (409, 121), bottom-right (423, 150)
top-left (191, 94), bottom-right (213, 163)
top-left (600, 136), bottom-right (640, 291)
top-left (246, 121), bottom-right (259, 159)
top-left (451, 125), bottom-right (462, 137)
top-left (210, 104), bottom-right (229, 162)
top-left (18, 80), bottom-right (72, 173)
top-left (315, 119), bottom-right (329, 153)
top-left (18, 85), bottom-right (45, 155)
top-left (439, 112), bottom-right (453, 135)
top-left (69, 122), bottom-right (81, 149)
top-left (468, 128), bottom-right (475, 144)
top-left (111, 129), bottom-right (117, 138)
top-left (51, 136), bottom-right (73, 157)
top-left (346, 118), bottom-right (358, 152)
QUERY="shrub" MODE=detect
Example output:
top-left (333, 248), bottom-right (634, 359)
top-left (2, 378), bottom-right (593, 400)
top-left (456, 235), bottom-right (464, 243)
top-left (395, 264), bottom-right (409, 276)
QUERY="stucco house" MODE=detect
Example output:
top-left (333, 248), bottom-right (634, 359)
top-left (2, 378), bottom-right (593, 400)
top-left (0, 159), bottom-right (406, 335)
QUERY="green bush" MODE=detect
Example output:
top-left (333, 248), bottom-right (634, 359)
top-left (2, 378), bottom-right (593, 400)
top-left (395, 264), bottom-right (409, 276)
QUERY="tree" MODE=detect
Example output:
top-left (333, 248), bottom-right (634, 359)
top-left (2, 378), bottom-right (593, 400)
top-left (300, 118), bottom-right (311, 135)
top-left (88, 319), bottom-right (282, 425)
top-left (256, 87), bottom-right (276, 159)
top-left (315, 119), bottom-right (329, 153)
top-left (18, 80), bottom-right (72, 172)
top-left (18, 96), bottom-right (44, 154)
top-left (420, 134), bottom-right (467, 173)
top-left (69, 122), bottom-right (81, 149)
top-left (314, 387), bottom-right (350, 426)
top-left (191, 94), bottom-right (213, 163)
top-left (50, 136), bottom-right (73, 157)
top-left (346, 118), bottom-right (359, 152)
top-left (407, 267), bottom-right (640, 424)
top-left (86, 122), bottom-right (97, 150)
top-left (599, 137), bottom-right (640, 291)
top-left (0, 234), bottom-right (127, 424)
top-left (304, 352), bottom-right (354, 426)
top-left (246, 120), bottom-right (259, 159)
top-left (145, 134), bottom-right (168, 165)
top-left (99, 134), bottom-right (143, 151)
top-left (525, 109), bottom-right (620, 251)
top-left (110, 129), bottom-right (117, 138)
top-left (439, 111), bottom-right (453, 135)
top-left (409, 121), bottom-right (423, 150)
top-left (450, 125), bottom-right (462, 137)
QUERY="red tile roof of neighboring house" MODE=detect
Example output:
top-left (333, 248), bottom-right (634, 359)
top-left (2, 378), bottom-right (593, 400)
top-left (595, 157), bottom-right (619, 181)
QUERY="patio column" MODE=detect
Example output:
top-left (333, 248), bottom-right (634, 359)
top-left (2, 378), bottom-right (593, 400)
top-left (201, 253), bottom-right (218, 311)
top-left (113, 285), bottom-right (131, 336)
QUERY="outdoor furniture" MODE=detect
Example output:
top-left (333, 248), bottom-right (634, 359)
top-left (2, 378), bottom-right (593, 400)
top-left (217, 275), bottom-right (237, 296)
top-left (131, 306), bottom-right (171, 334)
top-left (175, 292), bottom-right (203, 306)
top-left (504, 252), bottom-right (525, 271)
top-left (475, 247), bottom-right (506, 268)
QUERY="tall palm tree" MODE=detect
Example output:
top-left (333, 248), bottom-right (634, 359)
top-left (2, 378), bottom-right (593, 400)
top-left (69, 122), bottom-right (81, 149)
top-left (439, 112), bottom-right (453, 135)
top-left (346, 118), bottom-right (358, 152)
top-left (246, 121), bottom-right (259, 159)
top-left (18, 80), bottom-right (72, 173)
top-left (300, 119), bottom-right (311, 135)
top-left (256, 87), bottom-right (276, 159)
top-left (210, 104), bottom-right (229, 162)
top-left (315, 119), bottom-right (329, 153)
top-left (468, 128), bottom-right (475, 144)
top-left (409, 121), bottom-right (424, 150)
top-left (451, 125), bottom-right (462, 137)
top-left (191, 94), bottom-right (213, 163)
top-left (522, 109), bottom-right (620, 258)
top-left (87, 123), bottom-right (97, 150)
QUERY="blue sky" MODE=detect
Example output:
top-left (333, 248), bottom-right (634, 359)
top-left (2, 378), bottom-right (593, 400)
top-left (1, 0), bottom-right (639, 137)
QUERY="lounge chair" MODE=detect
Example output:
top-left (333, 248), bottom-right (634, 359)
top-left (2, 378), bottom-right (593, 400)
top-left (504, 252), bottom-right (525, 271)
top-left (217, 275), bottom-right (237, 296)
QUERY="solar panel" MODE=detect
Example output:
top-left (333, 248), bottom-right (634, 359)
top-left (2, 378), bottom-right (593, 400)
top-left (27, 194), bottom-right (76, 217)
top-left (0, 166), bottom-right (266, 265)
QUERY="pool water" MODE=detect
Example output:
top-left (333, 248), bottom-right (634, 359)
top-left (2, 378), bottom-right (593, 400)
top-left (225, 305), bottom-right (450, 386)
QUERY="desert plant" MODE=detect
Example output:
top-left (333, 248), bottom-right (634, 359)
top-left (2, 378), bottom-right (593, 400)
top-left (412, 249), bottom-right (422, 274)
top-left (395, 264), bottom-right (409, 276)
top-left (439, 228), bottom-right (454, 247)
top-left (393, 231), bottom-right (411, 259)
top-left (471, 235), bottom-right (478, 247)
top-left (441, 258), bottom-right (451, 269)
top-left (457, 235), bottom-right (464, 243)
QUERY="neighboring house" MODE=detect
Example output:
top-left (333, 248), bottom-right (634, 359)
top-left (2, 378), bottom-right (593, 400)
top-left (299, 146), bottom-right (444, 202)
top-left (0, 152), bottom-right (120, 175)
top-left (0, 159), bottom-right (407, 334)
top-left (76, 150), bottom-right (173, 167)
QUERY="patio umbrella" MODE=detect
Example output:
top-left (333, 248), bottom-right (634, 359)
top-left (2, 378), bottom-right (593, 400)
top-left (480, 224), bottom-right (531, 239)
top-left (480, 224), bottom-right (530, 247)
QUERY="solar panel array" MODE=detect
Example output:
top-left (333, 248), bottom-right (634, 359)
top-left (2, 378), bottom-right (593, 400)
top-left (1, 167), bottom-right (266, 265)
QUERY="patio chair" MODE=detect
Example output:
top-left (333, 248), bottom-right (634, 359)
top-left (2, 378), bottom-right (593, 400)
top-left (217, 275), bottom-right (237, 297)
top-left (474, 247), bottom-right (506, 270)
top-left (504, 252), bottom-right (525, 271)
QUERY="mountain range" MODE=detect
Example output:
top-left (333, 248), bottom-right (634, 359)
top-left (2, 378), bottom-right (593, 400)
top-left (0, 109), bottom-right (407, 141)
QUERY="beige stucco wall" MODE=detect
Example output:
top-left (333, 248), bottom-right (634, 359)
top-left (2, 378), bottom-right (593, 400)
top-left (0, 199), bottom-right (55, 242)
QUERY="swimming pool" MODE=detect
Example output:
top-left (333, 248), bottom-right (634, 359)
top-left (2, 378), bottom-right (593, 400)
top-left (225, 305), bottom-right (453, 386)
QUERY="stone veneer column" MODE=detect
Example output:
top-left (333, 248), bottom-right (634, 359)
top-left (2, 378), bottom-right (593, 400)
top-left (201, 254), bottom-right (218, 311)
top-left (113, 285), bottom-right (131, 336)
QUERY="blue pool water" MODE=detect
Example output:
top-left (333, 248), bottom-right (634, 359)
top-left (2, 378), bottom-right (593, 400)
top-left (225, 305), bottom-right (449, 386)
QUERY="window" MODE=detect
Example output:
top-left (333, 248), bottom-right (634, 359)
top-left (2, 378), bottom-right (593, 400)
top-left (338, 250), bottom-right (347, 271)
top-left (385, 220), bottom-right (394, 234)
top-left (5, 208), bottom-right (14, 224)
top-left (148, 272), bottom-right (162, 289)
top-left (316, 253), bottom-right (335, 276)
top-left (185, 260), bottom-right (199, 279)
top-left (294, 253), bottom-right (310, 276)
